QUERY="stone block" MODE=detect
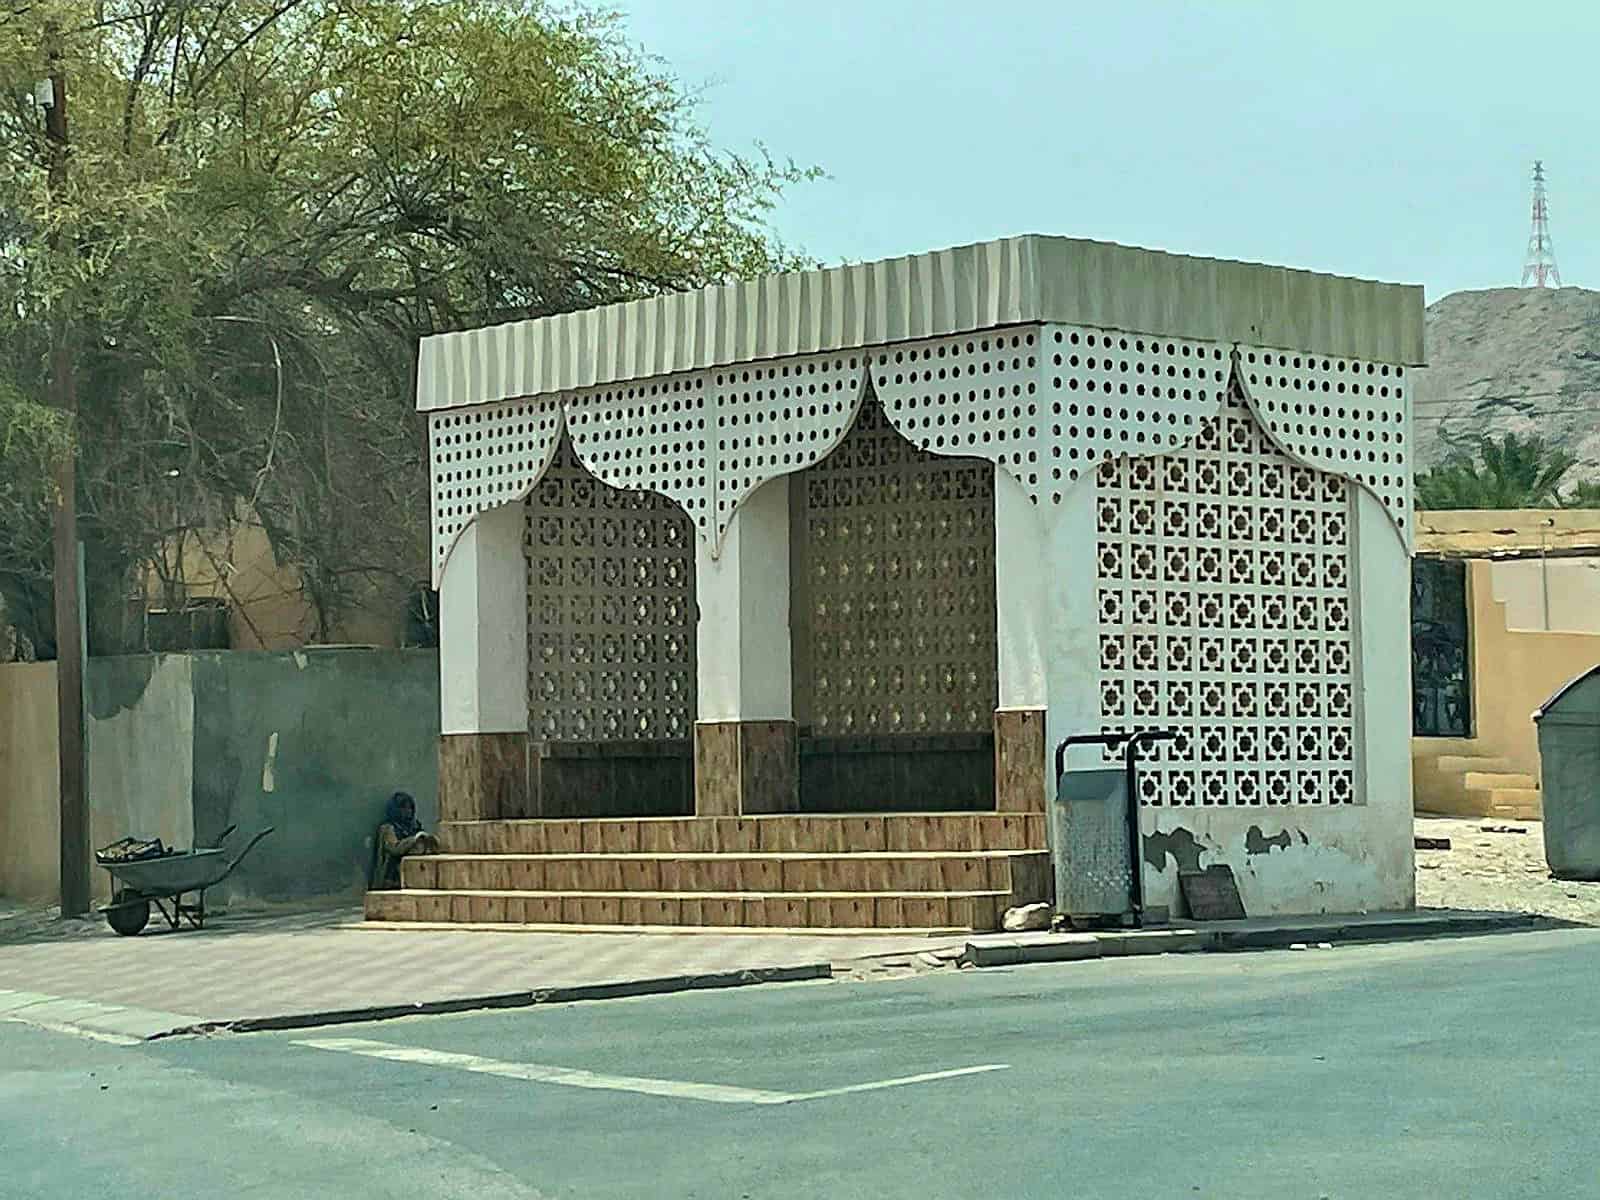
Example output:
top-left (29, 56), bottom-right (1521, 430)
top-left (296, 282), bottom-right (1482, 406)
top-left (619, 859), bottom-right (661, 891)
top-left (693, 721), bottom-right (799, 816)
top-left (586, 820), bottom-right (642, 853)
top-left (542, 821), bottom-right (584, 853)
top-left (438, 733), bottom-right (529, 822)
top-left (524, 896), bottom-right (561, 923)
top-left (767, 896), bottom-right (809, 927)
top-left (995, 708), bottom-right (1047, 813)
top-left (741, 859), bottom-right (783, 891)
top-left (939, 858), bottom-right (985, 891)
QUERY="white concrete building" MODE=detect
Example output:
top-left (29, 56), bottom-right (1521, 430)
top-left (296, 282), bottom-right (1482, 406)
top-left (371, 235), bottom-right (1423, 930)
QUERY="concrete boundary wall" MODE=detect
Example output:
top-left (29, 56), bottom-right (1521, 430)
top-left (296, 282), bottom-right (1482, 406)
top-left (0, 650), bottom-right (438, 905)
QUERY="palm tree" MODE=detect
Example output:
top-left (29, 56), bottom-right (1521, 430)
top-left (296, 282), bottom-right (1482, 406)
top-left (1414, 432), bottom-right (1577, 510)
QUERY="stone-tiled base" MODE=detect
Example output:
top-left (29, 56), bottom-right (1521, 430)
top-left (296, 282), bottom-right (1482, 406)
top-left (438, 813), bottom-right (1045, 855)
top-left (995, 708), bottom-right (1047, 813)
top-left (438, 733), bottom-right (530, 821)
top-left (694, 721), bottom-right (798, 816)
top-left (365, 812), bottom-right (1050, 932)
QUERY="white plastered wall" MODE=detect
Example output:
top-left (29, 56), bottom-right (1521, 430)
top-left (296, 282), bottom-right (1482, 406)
top-left (694, 476), bottom-right (793, 723)
top-left (1041, 477), bottom-right (1414, 916)
top-left (994, 469), bottom-right (1049, 711)
top-left (439, 502), bottom-right (529, 736)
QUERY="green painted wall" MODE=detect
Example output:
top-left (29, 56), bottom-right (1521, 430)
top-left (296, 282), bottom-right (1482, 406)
top-left (189, 649), bottom-right (440, 903)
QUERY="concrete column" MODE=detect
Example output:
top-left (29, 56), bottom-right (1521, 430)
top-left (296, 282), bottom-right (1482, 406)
top-left (437, 502), bottom-right (529, 820)
top-left (1350, 486), bottom-right (1416, 909)
top-left (993, 470), bottom-right (1049, 812)
top-left (1039, 480), bottom-right (1104, 777)
top-left (692, 477), bottom-right (798, 815)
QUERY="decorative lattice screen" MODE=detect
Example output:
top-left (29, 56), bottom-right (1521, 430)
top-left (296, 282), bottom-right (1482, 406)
top-left (524, 439), bottom-right (696, 741)
top-left (1095, 393), bottom-right (1358, 806)
top-left (792, 399), bottom-right (998, 737)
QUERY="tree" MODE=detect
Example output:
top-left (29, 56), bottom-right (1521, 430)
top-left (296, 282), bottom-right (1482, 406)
top-left (0, 0), bottom-right (815, 653)
top-left (1414, 432), bottom-right (1578, 511)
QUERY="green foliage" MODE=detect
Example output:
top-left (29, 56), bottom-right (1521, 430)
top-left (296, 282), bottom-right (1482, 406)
top-left (0, 0), bottom-right (816, 650)
top-left (1414, 432), bottom-right (1579, 511)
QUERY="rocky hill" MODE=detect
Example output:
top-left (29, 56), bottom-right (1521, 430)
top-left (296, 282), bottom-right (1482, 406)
top-left (1416, 286), bottom-right (1600, 478)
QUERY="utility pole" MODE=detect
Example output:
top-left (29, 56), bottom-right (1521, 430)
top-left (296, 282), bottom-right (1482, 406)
top-left (43, 23), bottom-right (88, 917)
top-left (1521, 161), bottom-right (1563, 289)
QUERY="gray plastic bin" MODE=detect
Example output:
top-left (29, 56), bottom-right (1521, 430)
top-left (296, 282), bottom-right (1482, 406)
top-left (1533, 664), bottom-right (1600, 880)
top-left (1052, 767), bottom-right (1133, 918)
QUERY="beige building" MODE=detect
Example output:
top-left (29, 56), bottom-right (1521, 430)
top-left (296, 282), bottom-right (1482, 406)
top-left (139, 506), bottom-right (409, 651)
top-left (1412, 509), bottom-right (1600, 820)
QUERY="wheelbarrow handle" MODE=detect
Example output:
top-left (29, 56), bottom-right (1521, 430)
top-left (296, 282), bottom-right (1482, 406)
top-left (217, 827), bottom-right (276, 881)
top-left (207, 823), bottom-right (239, 849)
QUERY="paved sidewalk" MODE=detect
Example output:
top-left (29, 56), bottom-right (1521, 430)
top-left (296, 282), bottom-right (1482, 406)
top-left (0, 899), bottom-right (1563, 1042)
top-left (0, 905), bottom-right (960, 1040)
top-left (963, 907), bottom-right (1554, 966)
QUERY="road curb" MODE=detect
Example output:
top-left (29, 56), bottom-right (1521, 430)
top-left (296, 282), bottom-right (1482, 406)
top-left (965, 912), bottom-right (1555, 968)
top-left (149, 963), bottom-right (832, 1040)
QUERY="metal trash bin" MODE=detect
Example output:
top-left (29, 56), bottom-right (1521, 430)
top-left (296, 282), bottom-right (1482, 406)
top-left (1052, 767), bottom-right (1133, 918)
top-left (1052, 730), bottom-right (1177, 924)
top-left (1534, 664), bottom-right (1600, 880)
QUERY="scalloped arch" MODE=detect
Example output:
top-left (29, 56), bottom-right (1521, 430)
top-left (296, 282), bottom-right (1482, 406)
top-left (1233, 346), bottom-right (1412, 551)
top-left (429, 396), bottom-right (565, 587)
top-left (429, 327), bottom-right (1413, 585)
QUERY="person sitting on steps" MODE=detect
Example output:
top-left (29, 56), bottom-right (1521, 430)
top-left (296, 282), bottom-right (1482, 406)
top-left (371, 791), bottom-right (440, 890)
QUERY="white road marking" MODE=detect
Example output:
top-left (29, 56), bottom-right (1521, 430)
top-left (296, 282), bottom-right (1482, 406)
top-left (0, 988), bottom-right (198, 1043)
top-left (295, 1036), bottom-right (1009, 1106)
top-left (3, 1016), bottom-right (141, 1046)
top-left (789, 1063), bottom-right (1011, 1101)
top-left (296, 1037), bottom-right (793, 1104)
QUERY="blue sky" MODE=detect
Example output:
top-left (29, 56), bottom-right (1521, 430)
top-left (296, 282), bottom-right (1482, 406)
top-left (618, 0), bottom-right (1598, 302)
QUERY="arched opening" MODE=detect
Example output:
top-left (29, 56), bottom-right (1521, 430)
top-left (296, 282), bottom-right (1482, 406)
top-left (523, 435), bottom-right (697, 817)
top-left (789, 393), bottom-right (999, 812)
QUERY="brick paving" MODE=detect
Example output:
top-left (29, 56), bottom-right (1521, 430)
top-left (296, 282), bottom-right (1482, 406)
top-left (0, 903), bottom-right (959, 1032)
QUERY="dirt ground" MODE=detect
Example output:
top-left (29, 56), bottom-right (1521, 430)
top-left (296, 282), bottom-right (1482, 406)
top-left (1416, 816), bottom-right (1600, 925)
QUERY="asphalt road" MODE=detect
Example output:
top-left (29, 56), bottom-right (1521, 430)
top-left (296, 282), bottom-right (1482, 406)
top-left (4, 928), bottom-right (1596, 1199)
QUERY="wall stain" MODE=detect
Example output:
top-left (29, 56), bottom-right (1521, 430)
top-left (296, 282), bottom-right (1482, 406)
top-left (86, 654), bottom-right (160, 720)
top-left (1144, 827), bottom-right (1205, 873)
top-left (1245, 825), bottom-right (1293, 855)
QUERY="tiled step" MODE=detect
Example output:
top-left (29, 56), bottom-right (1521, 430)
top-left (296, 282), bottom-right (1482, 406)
top-left (1430, 755), bottom-right (1514, 775)
top-left (1463, 772), bottom-right (1538, 791)
top-left (366, 888), bottom-right (1009, 931)
top-left (1483, 787), bottom-right (1542, 820)
top-left (402, 851), bottom-right (1050, 902)
top-left (439, 813), bottom-right (1046, 856)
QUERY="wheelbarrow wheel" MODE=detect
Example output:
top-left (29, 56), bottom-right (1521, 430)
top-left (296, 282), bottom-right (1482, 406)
top-left (106, 891), bottom-right (151, 937)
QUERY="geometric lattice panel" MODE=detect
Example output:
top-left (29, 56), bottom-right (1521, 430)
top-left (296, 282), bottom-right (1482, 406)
top-left (1095, 390), bottom-right (1358, 806)
top-left (1042, 324), bottom-right (1229, 506)
top-left (793, 398), bottom-right (997, 737)
top-left (712, 351), bottom-right (867, 545)
top-left (1237, 345), bottom-right (1411, 547)
top-left (565, 372), bottom-right (713, 535)
top-left (429, 396), bottom-right (564, 585)
top-left (872, 323), bottom-right (1229, 510)
top-left (871, 328), bottom-right (1044, 501)
top-left (525, 438), bottom-right (696, 742)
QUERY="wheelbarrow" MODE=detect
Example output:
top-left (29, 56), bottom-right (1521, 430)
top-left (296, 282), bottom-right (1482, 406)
top-left (96, 825), bottom-right (275, 936)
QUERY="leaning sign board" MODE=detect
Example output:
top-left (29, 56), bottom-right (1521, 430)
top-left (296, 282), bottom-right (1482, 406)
top-left (1178, 865), bottom-right (1247, 921)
